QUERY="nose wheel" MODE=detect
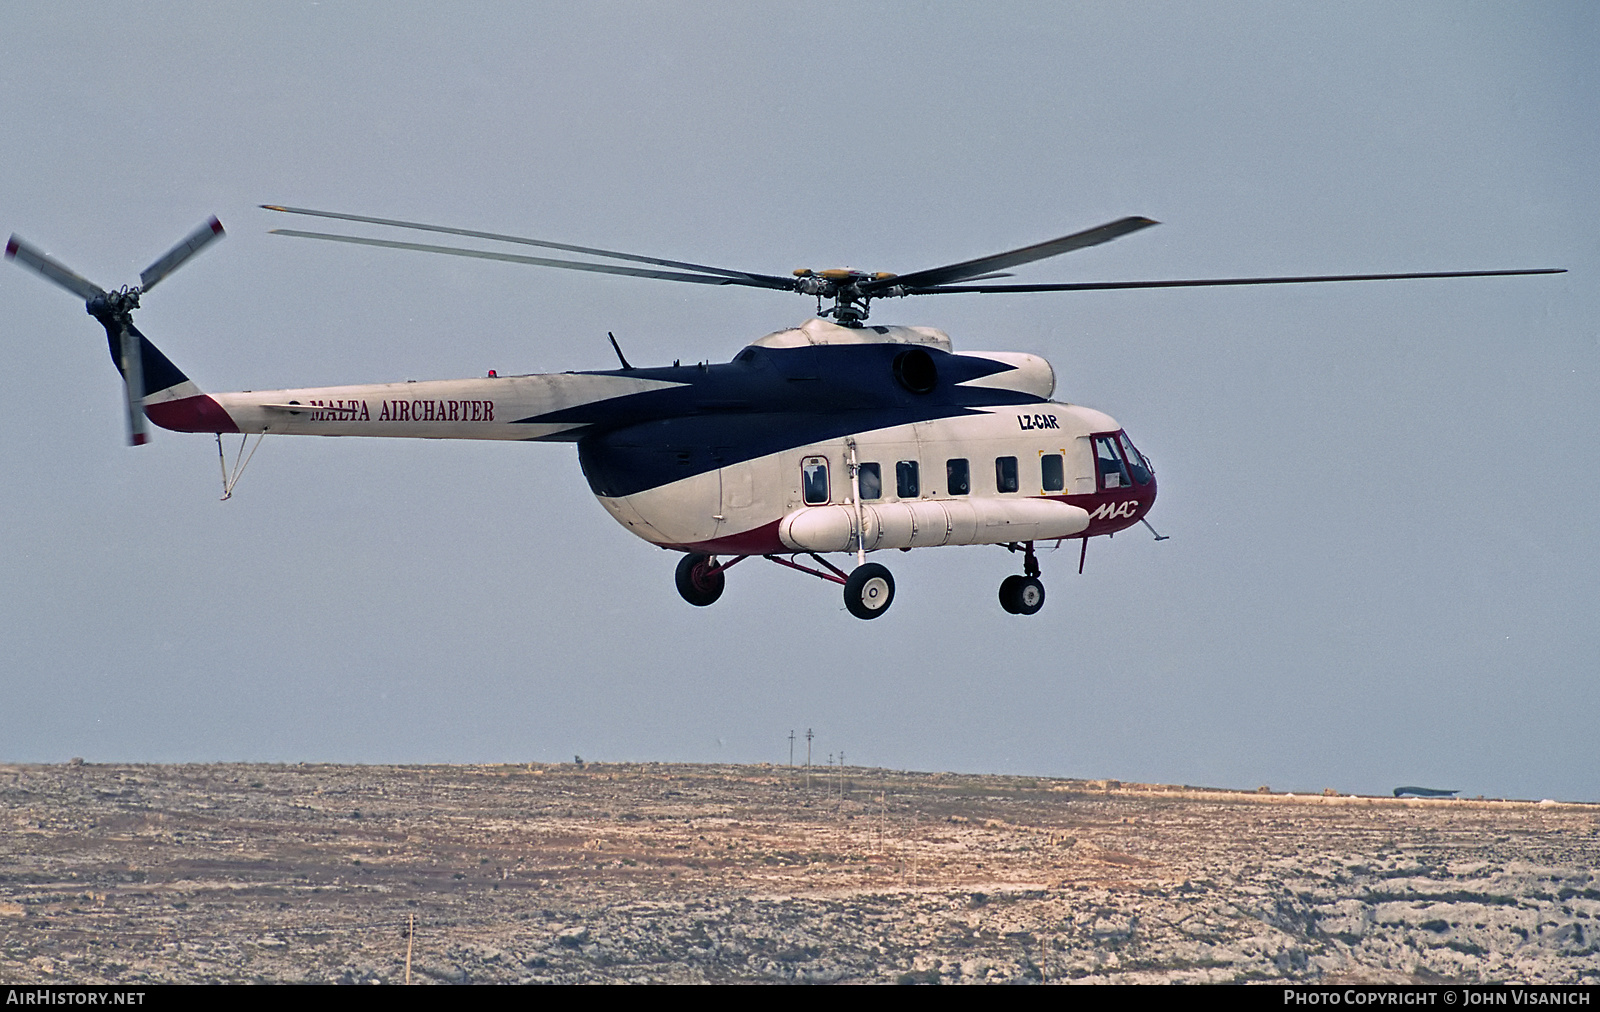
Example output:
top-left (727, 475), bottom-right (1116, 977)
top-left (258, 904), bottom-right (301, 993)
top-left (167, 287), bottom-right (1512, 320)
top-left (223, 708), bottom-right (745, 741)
top-left (999, 574), bottom-right (1045, 615)
top-left (999, 541), bottom-right (1047, 616)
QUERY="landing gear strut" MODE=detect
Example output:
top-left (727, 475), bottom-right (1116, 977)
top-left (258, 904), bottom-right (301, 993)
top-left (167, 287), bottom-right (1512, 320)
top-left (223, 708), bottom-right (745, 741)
top-left (999, 541), bottom-right (1046, 616)
top-left (673, 551), bottom-right (897, 620)
top-left (765, 552), bottom-right (896, 620)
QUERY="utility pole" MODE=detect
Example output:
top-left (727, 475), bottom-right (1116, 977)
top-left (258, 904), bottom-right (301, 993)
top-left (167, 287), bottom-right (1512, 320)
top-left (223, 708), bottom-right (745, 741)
top-left (806, 728), bottom-right (813, 790)
top-left (788, 729), bottom-right (795, 767)
top-left (405, 913), bottom-right (414, 985)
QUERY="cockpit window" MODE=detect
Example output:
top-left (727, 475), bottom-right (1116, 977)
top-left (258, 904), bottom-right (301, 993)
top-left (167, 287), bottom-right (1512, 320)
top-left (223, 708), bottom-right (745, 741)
top-left (802, 456), bottom-right (830, 505)
top-left (1093, 435), bottom-right (1131, 491)
top-left (1118, 432), bottom-right (1152, 486)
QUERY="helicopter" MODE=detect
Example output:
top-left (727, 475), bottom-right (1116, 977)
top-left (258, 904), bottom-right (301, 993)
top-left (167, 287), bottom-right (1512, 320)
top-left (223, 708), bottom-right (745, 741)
top-left (6, 208), bottom-right (1562, 619)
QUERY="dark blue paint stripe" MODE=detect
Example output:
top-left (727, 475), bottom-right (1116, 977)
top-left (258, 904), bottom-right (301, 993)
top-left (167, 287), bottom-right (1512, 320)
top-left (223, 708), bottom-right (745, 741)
top-left (513, 343), bottom-right (1035, 432)
top-left (578, 406), bottom-right (990, 499)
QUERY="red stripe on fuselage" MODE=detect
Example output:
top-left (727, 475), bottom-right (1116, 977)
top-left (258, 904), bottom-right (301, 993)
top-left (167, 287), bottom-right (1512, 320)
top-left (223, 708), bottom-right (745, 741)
top-left (669, 479), bottom-right (1158, 557)
top-left (670, 519), bottom-right (785, 556)
top-left (1058, 475), bottom-right (1157, 537)
top-left (144, 395), bottom-right (240, 434)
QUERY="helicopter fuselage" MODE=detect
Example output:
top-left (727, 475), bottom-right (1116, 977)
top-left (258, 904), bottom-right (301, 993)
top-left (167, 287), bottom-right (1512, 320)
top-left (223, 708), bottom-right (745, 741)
top-left (148, 318), bottom-right (1156, 557)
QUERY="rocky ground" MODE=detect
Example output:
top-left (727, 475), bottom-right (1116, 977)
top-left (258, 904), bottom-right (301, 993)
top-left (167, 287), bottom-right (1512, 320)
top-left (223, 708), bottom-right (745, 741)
top-left (1, 761), bottom-right (1597, 984)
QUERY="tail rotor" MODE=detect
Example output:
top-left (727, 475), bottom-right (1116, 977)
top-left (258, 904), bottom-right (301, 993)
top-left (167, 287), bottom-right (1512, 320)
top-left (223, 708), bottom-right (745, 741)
top-left (6, 218), bottom-right (224, 446)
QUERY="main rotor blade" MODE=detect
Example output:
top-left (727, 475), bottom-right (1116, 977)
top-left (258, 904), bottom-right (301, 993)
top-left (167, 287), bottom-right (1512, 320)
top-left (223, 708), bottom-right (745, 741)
top-left (956, 272), bottom-right (1014, 282)
top-left (862, 217), bottom-right (1159, 293)
top-left (262, 204), bottom-right (794, 288)
top-left (270, 229), bottom-right (794, 289)
top-left (902, 268), bottom-right (1566, 295)
top-left (139, 216), bottom-right (224, 292)
top-left (5, 235), bottom-right (107, 301)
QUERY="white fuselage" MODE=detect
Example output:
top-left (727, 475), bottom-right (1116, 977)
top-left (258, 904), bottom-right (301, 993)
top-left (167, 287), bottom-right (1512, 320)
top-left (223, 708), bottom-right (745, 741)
top-left (593, 401), bottom-right (1124, 555)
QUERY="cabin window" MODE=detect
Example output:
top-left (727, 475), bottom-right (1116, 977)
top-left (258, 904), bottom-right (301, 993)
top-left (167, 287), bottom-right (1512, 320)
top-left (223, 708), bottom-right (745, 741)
top-left (1093, 435), bottom-right (1131, 491)
top-left (947, 458), bottom-right (970, 496)
top-left (802, 456), bottom-right (830, 505)
top-left (995, 456), bottom-right (1019, 493)
top-left (858, 462), bottom-right (882, 501)
top-left (1119, 432), bottom-right (1153, 486)
top-left (896, 460), bottom-right (920, 498)
top-left (1040, 453), bottom-right (1065, 492)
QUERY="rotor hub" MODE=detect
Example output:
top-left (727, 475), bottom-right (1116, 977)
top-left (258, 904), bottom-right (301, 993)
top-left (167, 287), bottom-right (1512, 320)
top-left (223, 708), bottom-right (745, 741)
top-left (87, 286), bottom-right (141, 323)
top-left (792, 269), bottom-right (899, 325)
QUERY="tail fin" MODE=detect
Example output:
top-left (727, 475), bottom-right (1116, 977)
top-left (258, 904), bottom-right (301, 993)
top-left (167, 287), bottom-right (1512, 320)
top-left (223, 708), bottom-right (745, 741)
top-left (105, 319), bottom-right (238, 434)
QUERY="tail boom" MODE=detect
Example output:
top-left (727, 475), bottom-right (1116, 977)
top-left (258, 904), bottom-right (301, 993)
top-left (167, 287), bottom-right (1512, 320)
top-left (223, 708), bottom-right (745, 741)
top-left (202, 372), bottom-right (685, 441)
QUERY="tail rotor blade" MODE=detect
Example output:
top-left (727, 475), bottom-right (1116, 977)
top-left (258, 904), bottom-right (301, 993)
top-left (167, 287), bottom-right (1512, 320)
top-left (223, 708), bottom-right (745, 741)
top-left (139, 216), bottom-right (224, 292)
top-left (117, 326), bottom-right (149, 446)
top-left (5, 235), bottom-right (107, 302)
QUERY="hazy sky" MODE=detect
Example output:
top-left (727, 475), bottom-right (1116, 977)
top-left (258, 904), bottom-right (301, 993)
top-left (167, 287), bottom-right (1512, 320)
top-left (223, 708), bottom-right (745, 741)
top-left (2, 2), bottom-right (1594, 800)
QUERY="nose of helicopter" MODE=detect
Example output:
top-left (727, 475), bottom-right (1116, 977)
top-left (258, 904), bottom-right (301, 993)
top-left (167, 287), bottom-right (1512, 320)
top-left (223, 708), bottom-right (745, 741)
top-left (1102, 428), bottom-right (1157, 528)
top-left (1127, 431), bottom-right (1156, 507)
top-left (1129, 435), bottom-right (1158, 532)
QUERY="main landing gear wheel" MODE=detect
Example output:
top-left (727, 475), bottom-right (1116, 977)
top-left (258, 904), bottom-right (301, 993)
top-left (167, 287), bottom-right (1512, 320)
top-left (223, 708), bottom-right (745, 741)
top-left (844, 563), bottom-right (895, 620)
top-left (999, 574), bottom-right (1045, 615)
top-left (675, 553), bottom-right (725, 607)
